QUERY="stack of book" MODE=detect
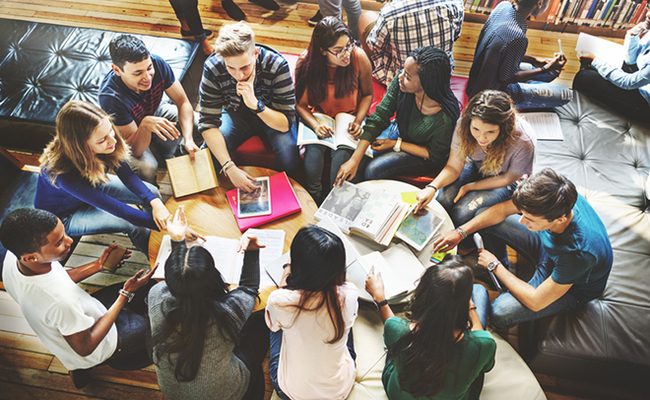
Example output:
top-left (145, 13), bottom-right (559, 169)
top-left (315, 182), bottom-right (412, 247)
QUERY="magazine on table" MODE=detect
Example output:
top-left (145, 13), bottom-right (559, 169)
top-left (237, 177), bottom-right (272, 218)
top-left (396, 208), bottom-right (446, 252)
top-left (315, 181), bottom-right (412, 246)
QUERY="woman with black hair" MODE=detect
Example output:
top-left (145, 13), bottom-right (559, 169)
top-left (148, 207), bottom-right (269, 400)
top-left (365, 256), bottom-right (495, 400)
top-left (296, 16), bottom-right (373, 204)
top-left (266, 226), bottom-right (358, 400)
top-left (334, 45), bottom-right (460, 185)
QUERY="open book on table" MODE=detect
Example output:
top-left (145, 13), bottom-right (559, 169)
top-left (152, 230), bottom-right (284, 288)
top-left (346, 243), bottom-right (426, 302)
top-left (315, 181), bottom-right (412, 247)
top-left (297, 112), bottom-right (375, 158)
top-left (165, 148), bottom-right (218, 198)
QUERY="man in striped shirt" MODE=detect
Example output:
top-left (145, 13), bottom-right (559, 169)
top-left (364, 0), bottom-right (464, 85)
top-left (199, 22), bottom-right (300, 191)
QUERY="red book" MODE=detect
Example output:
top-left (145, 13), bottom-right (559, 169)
top-left (226, 171), bottom-right (302, 231)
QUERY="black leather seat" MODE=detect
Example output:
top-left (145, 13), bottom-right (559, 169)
top-left (525, 92), bottom-right (650, 389)
top-left (0, 18), bottom-right (199, 153)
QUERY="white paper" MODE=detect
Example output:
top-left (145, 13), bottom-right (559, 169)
top-left (244, 228), bottom-right (285, 287)
top-left (575, 33), bottom-right (624, 67)
top-left (519, 112), bottom-right (563, 141)
top-left (263, 252), bottom-right (290, 288)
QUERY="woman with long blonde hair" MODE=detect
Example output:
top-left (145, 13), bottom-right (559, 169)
top-left (415, 90), bottom-right (535, 228)
top-left (35, 100), bottom-right (173, 255)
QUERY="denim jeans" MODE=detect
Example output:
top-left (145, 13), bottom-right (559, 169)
top-left (506, 62), bottom-right (573, 111)
top-left (168, 0), bottom-right (207, 38)
top-left (437, 162), bottom-right (517, 227)
top-left (128, 102), bottom-right (197, 183)
top-left (219, 108), bottom-right (302, 179)
top-left (303, 144), bottom-right (336, 204)
top-left (478, 213), bottom-right (581, 329)
top-left (318, 0), bottom-right (362, 39)
top-left (61, 174), bottom-right (156, 255)
top-left (330, 121), bottom-right (442, 182)
top-left (471, 283), bottom-right (490, 330)
top-left (92, 281), bottom-right (155, 370)
top-left (269, 329), bottom-right (356, 400)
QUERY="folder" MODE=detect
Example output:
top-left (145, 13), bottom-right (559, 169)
top-left (226, 171), bottom-right (302, 231)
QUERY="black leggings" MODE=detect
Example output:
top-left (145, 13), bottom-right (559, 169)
top-left (235, 311), bottom-right (271, 400)
top-left (573, 67), bottom-right (650, 123)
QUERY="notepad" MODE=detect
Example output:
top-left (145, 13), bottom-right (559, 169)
top-left (165, 148), bottom-right (218, 198)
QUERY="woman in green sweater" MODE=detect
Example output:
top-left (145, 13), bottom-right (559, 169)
top-left (333, 46), bottom-right (460, 184)
top-left (365, 255), bottom-right (496, 400)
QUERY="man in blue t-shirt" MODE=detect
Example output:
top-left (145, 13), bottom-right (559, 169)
top-left (99, 35), bottom-right (200, 183)
top-left (433, 168), bottom-right (613, 328)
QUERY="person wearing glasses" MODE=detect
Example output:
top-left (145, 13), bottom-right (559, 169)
top-left (295, 17), bottom-right (373, 203)
top-left (334, 46), bottom-right (460, 185)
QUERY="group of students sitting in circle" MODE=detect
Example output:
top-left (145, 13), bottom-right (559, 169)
top-left (0, 2), bottom-right (619, 399)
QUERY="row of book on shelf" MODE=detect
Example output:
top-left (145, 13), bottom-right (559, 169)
top-left (466, 0), bottom-right (648, 29)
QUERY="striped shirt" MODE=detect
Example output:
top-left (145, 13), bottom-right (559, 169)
top-left (198, 45), bottom-right (295, 133)
top-left (366, 0), bottom-right (464, 85)
top-left (466, 1), bottom-right (528, 97)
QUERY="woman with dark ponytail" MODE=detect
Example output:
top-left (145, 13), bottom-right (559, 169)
top-left (334, 46), bottom-right (460, 184)
top-left (148, 207), bottom-right (269, 400)
top-left (266, 226), bottom-right (359, 400)
top-left (366, 255), bottom-right (496, 400)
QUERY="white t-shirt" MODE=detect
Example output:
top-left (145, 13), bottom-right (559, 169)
top-left (266, 282), bottom-right (358, 400)
top-left (2, 251), bottom-right (117, 370)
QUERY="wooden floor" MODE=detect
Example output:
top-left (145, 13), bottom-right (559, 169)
top-left (0, 1), bottom-right (630, 399)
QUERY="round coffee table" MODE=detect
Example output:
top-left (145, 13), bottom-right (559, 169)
top-left (148, 166), bottom-right (318, 264)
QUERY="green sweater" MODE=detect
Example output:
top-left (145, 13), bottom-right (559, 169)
top-left (382, 317), bottom-right (496, 400)
top-left (360, 76), bottom-right (454, 165)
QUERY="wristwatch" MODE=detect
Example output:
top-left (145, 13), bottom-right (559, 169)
top-left (375, 298), bottom-right (389, 308)
top-left (393, 138), bottom-right (402, 152)
top-left (487, 260), bottom-right (501, 272)
top-left (253, 99), bottom-right (266, 114)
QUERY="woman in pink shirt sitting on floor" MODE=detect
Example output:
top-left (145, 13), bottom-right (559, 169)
top-left (266, 226), bottom-right (358, 400)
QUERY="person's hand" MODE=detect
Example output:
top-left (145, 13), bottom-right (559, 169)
top-left (576, 51), bottom-right (596, 62)
top-left (238, 234), bottom-right (266, 253)
top-left (414, 186), bottom-right (436, 214)
top-left (477, 248), bottom-right (499, 269)
top-left (183, 139), bottom-right (200, 161)
top-left (226, 166), bottom-right (257, 192)
top-left (334, 158), bottom-right (360, 187)
top-left (544, 53), bottom-right (566, 71)
top-left (370, 139), bottom-right (396, 153)
top-left (167, 206), bottom-right (189, 241)
top-left (151, 199), bottom-right (171, 231)
top-left (432, 229), bottom-right (463, 253)
top-left (315, 124), bottom-right (335, 138)
top-left (348, 121), bottom-right (362, 138)
top-left (237, 68), bottom-right (258, 110)
top-left (365, 266), bottom-right (386, 302)
top-left (185, 227), bottom-right (205, 242)
top-left (140, 116), bottom-right (181, 141)
top-left (453, 184), bottom-right (473, 204)
top-left (628, 12), bottom-right (650, 36)
top-left (97, 244), bottom-right (131, 272)
top-left (123, 264), bottom-right (158, 293)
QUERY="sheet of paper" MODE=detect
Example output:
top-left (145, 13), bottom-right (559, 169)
top-left (263, 252), bottom-right (290, 288)
top-left (575, 33), bottom-right (624, 67)
top-left (519, 112), bottom-right (563, 141)
top-left (244, 228), bottom-right (285, 268)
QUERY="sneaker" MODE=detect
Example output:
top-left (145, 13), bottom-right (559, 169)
top-left (223, 0), bottom-right (247, 21)
top-left (249, 0), bottom-right (280, 11)
top-left (69, 369), bottom-right (92, 389)
top-left (181, 29), bottom-right (216, 42)
top-left (308, 10), bottom-right (323, 27)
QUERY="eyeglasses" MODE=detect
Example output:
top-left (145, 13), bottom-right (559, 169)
top-left (327, 40), bottom-right (357, 58)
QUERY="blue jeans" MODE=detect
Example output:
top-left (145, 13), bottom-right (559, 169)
top-left (62, 175), bottom-right (155, 255)
top-left (472, 283), bottom-right (490, 329)
top-left (303, 144), bottom-right (337, 204)
top-left (437, 162), bottom-right (517, 227)
top-left (317, 0), bottom-right (361, 39)
top-left (506, 62), bottom-right (573, 110)
top-left (269, 329), bottom-right (356, 400)
top-left (220, 108), bottom-right (301, 179)
top-left (479, 213), bottom-right (581, 329)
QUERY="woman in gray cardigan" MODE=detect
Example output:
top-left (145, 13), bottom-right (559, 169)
top-left (148, 207), bottom-right (269, 400)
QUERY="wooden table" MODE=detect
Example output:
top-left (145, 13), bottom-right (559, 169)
top-left (148, 166), bottom-right (318, 265)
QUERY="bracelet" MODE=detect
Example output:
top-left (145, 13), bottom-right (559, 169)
top-left (426, 183), bottom-right (438, 192)
top-left (455, 226), bottom-right (468, 240)
top-left (119, 289), bottom-right (135, 303)
top-left (487, 260), bottom-right (501, 272)
top-left (540, 64), bottom-right (548, 72)
top-left (222, 161), bottom-right (236, 175)
top-left (392, 138), bottom-right (402, 153)
top-left (375, 299), bottom-right (389, 308)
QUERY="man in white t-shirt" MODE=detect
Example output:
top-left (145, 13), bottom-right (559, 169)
top-left (0, 208), bottom-right (157, 388)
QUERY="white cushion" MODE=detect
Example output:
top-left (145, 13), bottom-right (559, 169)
top-left (272, 307), bottom-right (546, 400)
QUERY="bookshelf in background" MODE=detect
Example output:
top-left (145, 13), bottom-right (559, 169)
top-left (464, 0), bottom-right (649, 38)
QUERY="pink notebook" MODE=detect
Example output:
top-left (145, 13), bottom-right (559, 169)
top-left (226, 172), bottom-right (302, 231)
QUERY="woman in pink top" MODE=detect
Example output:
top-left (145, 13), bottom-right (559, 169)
top-left (266, 226), bottom-right (358, 400)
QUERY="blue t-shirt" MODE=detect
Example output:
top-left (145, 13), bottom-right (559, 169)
top-left (98, 54), bottom-right (175, 126)
top-left (541, 195), bottom-right (613, 301)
